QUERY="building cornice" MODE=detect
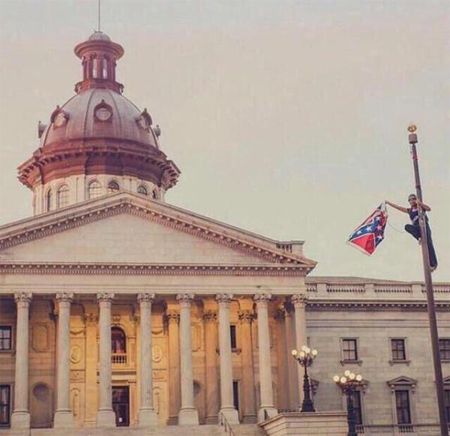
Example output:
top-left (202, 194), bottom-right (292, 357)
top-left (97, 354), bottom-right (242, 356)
top-left (307, 301), bottom-right (450, 311)
top-left (0, 261), bottom-right (307, 276)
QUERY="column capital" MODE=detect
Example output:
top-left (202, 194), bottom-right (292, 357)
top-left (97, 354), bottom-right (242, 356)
top-left (14, 292), bottom-right (32, 305)
top-left (56, 292), bottom-right (74, 303)
top-left (254, 293), bottom-right (272, 305)
top-left (274, 307), bottom-right (287, 320)
top-left (166, 310), bottom-right (180, 324)
top-left (176, 293), bottom-right (195, 307)
top-left (202, 310), bottom-right (217, 323)
top-left (216, 293), bottom-right (233, 304)
top-left (97, 292), bottom-right (115, 303)
top-left (137, 293), bottom-right (156, 304)
top-left (238, 310), bottom-right (255, 324)
top-left (291, 294), bottom-right (308, 307)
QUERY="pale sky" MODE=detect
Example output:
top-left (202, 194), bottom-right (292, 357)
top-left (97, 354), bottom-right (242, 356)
top-left (0, 0), bottom-right (449, 281)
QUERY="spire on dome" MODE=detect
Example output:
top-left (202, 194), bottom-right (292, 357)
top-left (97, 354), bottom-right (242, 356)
top-left (74, 31), bottom-right (124, 94)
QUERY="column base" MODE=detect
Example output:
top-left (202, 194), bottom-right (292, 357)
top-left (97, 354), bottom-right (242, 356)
top-left (258, 406), bottom-right (278, 422)
top-left (220, 407), bottom-right (239, 425)
top-left (178, 407), bottom-right (199, 425)
top-left (96, 409), bottom-right (116, 427)
top-left (11, 411), bottom-right (30, 429)
top-left (54, 410), bottom-right (75, 428)
top-left (138, 407), bottom-right (158, 427)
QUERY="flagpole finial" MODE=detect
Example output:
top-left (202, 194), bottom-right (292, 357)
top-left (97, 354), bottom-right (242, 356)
top-left (408, 124), bottom-right (418, 145)
top-left (97, 0), bottom-right (101, 32)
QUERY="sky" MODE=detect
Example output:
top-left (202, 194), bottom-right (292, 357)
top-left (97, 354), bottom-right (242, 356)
top-left (0, 0), bottom-right (449, 281)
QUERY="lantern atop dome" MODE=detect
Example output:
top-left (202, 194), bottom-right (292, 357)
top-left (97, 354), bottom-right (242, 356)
top-left (74, 31), bottom-right (125, 94)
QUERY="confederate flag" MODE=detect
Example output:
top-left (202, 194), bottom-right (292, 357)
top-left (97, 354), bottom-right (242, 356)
top-left (348, 204), bottom-right (388, 255)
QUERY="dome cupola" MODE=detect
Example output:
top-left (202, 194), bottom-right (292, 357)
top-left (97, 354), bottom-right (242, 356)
top-left (18, 31), bottom-right (180, 215)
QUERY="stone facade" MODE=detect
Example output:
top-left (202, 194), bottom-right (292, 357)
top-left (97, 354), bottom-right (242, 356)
top-left (0, 194), bottom-right (448, 436)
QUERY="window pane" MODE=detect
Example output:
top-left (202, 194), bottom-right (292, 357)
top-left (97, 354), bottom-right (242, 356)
top-left (137, 185), bottom-right (148, 196)
top-left (343, 339), bottom-right (358, 360)
top-left (107, 181), bottom-right (120, 193)
top-left (111, 328), bottom-right (126, 353)
top-left (439, 339), bottom-right (450, 360)
top-left (88, 181), bottom-right (102, 199)
top-left (395, 390), bottom-right (411, 424)
top-left (352, 391), bottom-right (363, 425)
top-left (0, 327), bottom-right (12, 351)
top-left (230, 325), bottom-right (237, 349)
top-left (391, 339), bottom-right (406, 360)
top-left (445, 390), bottom-right (450, 422)
top-left (0, 385), bottom-right (10, 426)
top-left (57, 185), bottom-right (69, 208)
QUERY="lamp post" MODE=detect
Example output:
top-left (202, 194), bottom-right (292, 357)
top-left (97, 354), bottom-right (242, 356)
top-left (407, 125), bottom-right (448, 436)
top-left (333, 371), bottom-right (363, 436)
top-left (291, 345), bottom-right (317, 412)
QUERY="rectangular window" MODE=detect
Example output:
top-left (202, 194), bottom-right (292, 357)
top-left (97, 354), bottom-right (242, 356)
top-left (445, 390), bottom-right (450, 423)
top-left (230, 325), bottom-right (237, 349)
top-left (0, 327), bottom-right (12, 351)
top-left (352, 390), bottom-right (363, 425)
top-left (342, 339), bottom-right (358, 361)
top-left (232, 381), bottom-right (239, 411)
top-left (391, 339), bottom-right (406, 361)
top-left (395, 390), bottom-right (411, 425)
top-left (439, 339), bottom-right (450, 360)
top-left (0, 385), bottom-right (11, 427)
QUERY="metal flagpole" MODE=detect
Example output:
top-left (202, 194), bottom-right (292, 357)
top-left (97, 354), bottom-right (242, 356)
top-left (407, 124), bottom-right (448, 436)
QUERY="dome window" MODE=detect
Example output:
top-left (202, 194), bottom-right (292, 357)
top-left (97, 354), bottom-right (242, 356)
top-left (107, 181), bottom-right (120, 193)
top-left (46, 189), bottom-right (53, 212)
top-left (56, 184), bottom-right (69, 209)
top-left (50, 106), bottom-right (69, 129)
top-left (137, 185), bottom-right (148, 196)
top-left (94, 100), bottom-right (113, 122)
top-left (88, 180), bottom-right (102, 199)
top-left (152, 190), bottom-right (158, 200)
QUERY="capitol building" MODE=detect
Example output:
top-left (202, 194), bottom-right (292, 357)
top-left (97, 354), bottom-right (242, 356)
top-left (0, 31), bottom-right (448, 436)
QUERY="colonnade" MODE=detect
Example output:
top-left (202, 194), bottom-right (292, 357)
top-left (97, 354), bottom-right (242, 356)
top-left (9, 291), bottom-right (307, 429)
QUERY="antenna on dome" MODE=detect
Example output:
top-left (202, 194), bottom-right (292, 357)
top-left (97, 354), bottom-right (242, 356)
top-left (97, 0), bottom-right (101, 31)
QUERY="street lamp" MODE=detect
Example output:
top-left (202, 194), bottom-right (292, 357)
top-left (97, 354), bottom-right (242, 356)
top-left (333, 370), bottom-right (363, 436)
top-left (291, 345), bottom-right (318, 412)
top-left (407, 125), bottom-right (448, 436)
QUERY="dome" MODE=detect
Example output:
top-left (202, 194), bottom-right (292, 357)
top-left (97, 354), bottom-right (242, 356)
top-left (18, 32), bottom-right (180, 193)
top-left (88, 31), bottom-right (111, 42)
top-left (39, 88), bottom-right (159, 150)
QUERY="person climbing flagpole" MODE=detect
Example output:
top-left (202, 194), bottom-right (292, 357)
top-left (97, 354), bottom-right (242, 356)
top-left (404, 125), bottom-right (447, 436)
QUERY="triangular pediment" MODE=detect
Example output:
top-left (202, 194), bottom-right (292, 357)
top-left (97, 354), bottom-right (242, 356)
top-left (0, 192), bottom-right (316, 271)
top-left (386, 376), bottom-right (417, 388)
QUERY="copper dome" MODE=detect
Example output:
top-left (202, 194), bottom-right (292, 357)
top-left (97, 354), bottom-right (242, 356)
top-left (18, 32), bottom-right (180, 191)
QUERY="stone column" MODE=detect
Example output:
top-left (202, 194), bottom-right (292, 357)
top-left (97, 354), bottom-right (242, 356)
top-left (11, 292), bottom-right (32, 430)
top-left (292, 294), bottom-right (308, 406)
top-left (238, 308), bottom-right (257, 423)
top-left (166, 308), bottom-right (180, 424)
top-left (54, 292), bottom-right (75, 428)
top-left (203, 308), bottom-right (220, 424)
top-left (254, 294), bottom-right (277, 421)
top-left (96, 292), bottom-right (116, 427)
top-left (176, 293), bottom-right (199, 425)
top-left (216, 293), bottom-right (239, 424)
top-left (274, 307), bottom-right (290, 411)
top-left (137, 293), bottom-right (158, 427)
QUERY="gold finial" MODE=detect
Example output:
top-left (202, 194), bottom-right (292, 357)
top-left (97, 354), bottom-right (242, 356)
top-left (408, 124), bottom-right (417, 133)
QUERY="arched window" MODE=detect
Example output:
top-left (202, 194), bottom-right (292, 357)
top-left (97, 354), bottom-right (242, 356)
top-left (152, 190), bottom-right (158, 200)
top-left (56, 184), bottom-right (69, 208)
top-left (111, 327), bottom-right (126, 354)
top-left (137, 185), bottom-right (148, 196)
top-left (88, 180), bottom-right (102, 199)
top-left (46, 189), bottom-right (52, 212)
top-left (107, 181), bottom-right (120, 193)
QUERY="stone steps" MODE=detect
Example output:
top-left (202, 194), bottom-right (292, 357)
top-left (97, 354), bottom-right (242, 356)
top-left (1, 424), bottom-right (264, 436)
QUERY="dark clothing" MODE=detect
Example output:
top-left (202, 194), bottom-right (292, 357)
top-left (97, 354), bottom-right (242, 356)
top-left (407, 207), bottom-right (428, 224)
top-left (404, 222), bottom-right (438, 269)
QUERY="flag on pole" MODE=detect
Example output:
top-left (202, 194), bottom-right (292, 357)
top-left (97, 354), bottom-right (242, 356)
top-left (348, 204), bottom-right (388, 255)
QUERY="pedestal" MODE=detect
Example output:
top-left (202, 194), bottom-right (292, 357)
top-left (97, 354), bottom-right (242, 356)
top-left (54, 410), bottom-right (75, 428)
top-left (96, 409), bottom-right (116, 427)
top-left (178, 407), bottom-right (199, 425)
top-left (137, 408), bottom-right (158, 427)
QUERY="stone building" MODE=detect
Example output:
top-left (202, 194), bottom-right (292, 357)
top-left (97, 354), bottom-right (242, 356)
top-left (0, 31), bottom-right (448, 436)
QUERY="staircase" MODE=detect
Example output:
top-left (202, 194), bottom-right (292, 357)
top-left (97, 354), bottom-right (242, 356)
top-left (17, 423), bottom-right (264, 436)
